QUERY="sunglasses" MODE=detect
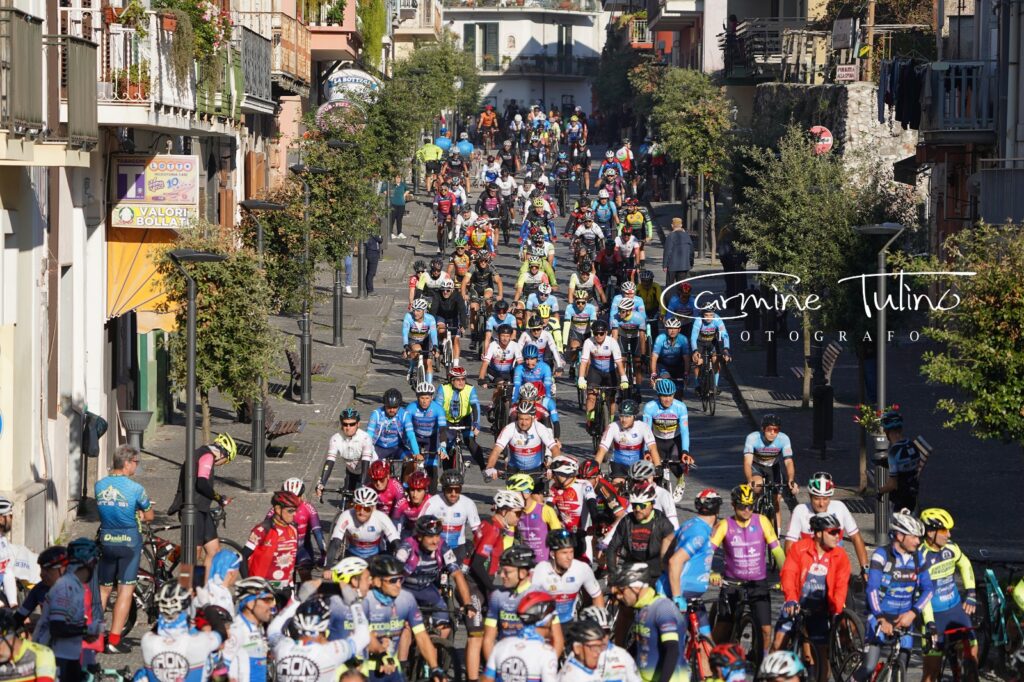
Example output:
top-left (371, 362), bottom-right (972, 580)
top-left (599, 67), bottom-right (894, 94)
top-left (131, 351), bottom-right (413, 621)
top-left (825, 528), bottom-right (842, 536)
top-left (382, 576), bottom-right (404, 584)
top-left (444, 486), bottom-right (463, 493)
top-left (735, 504), bottom-right (753, 510)
top-left (342, 422), bottom-right (359, 428)
top-left (258, 595), bottom-right (276, 603)
top-left (593, 331), bottom-right (607, 336)
top-left (632, 502), bottom-right (652, 509)
top-left (354, 505), bottom-right (375, 512)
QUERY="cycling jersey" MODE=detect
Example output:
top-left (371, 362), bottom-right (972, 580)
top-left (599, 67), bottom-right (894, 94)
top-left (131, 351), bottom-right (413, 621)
top-left (468, 268), bottom-right (498, 295)
top-left (483, 340), bottom-right (523, 375)
top-left (95, 474), bottom-right (152, 544)
top-left (485, 580), bottom-right (551, 639)
top-left (396, 538), bottom-right (461, 590)
top-left (245, 518), bottom-right (298, 587)
top-left (564, 303), bottom-right (598, 335)
top-left (139, 621), bottom-right (221, 682)
top-left (569, 147), bottom-right (591, 168)
top-left (468, 227), bottom-right (496, 253)
top-left (496, 175), bottom-right (518, 198)
top-left (785, 501), bottom-right (859, 543)
top-left (486, 313), bottom-right (519, 332)
top-left (550, 480), bottom-right (596, 532)
top-left (35, 571), bottom-right (101, 661)
top-left (611, 310), bottom-right (648, 335)
top-left (599, 161), bottom-right (623, 178)
top-left (710, 515), bottom-right (783, 582)
top-left (327, 429), bottom-right (376, 475)
top-left (637, 283), bottom-right (662, 315)
top-left (650, 486), bottom-right (679, 530)
top-left (431, 293), bottom-right (468, 329)
top-left (743, 431), bottom-right (793, 467)
top-left (512, 362), bottom-right (554, 400)
top-left (642, 399), bottom-right (690, 447)
top-left (631, 591), bottom-right (688, 682)
top-left (664, 295), bottom-right (695, 321)
top-left (272, 634), bottom-right (363, 682)
top-left (392, 496), bottom-right (429, 537)
top-left (780, 536), bottom-right (850, 616)
top-left (920, 542), bottom-right (974, 617)
top-left (0, 640), bottom-right (56, 682)
top-left (574, 225), bottom-right (604, 250)
top-left (402, 403), bottom-right (448, 448)
top-left (402, 312), bottom-right (439, 348)
top-left (485, 630), bottom-right (559, 682)
top-left (866, 545), bottom-right (934, 643)
top-left (690, 315), bottom-right (730, 350)
top-left (225, 615), bottom-right (269, 682)
top-left (517, 500), bottom-right (562, 562)
top-left (599, 422), bottom-right (655, 468)
top-left (450, 253), bottom-right (473, 278)
top-left (569, 272), bottom-right (601, 298)
top-left (494, 420), bottom-right (558, 471)
top-left (367, 407), bottom-right (416, 454)
top-left (469, 518), bottom-right (517, 589)
top-left (558, 647), bottom-right (642, 682)
top-left (614, 236), bottom-right (640, 262)
top-left (525, 293), bottom-right (560, 313)
top-left (656, 516), bottom-right (714, 596)
top-left (609, 295), bottom-right (647, 318)
top-left (590, 201), bottom-right (617, 226)
top-left (531, 560), bottom-right (601, 623)
top-left (581, 336), bottom-right (623, 374)
top-left (434, 192), bottom-right (458, 216)
top-left (363, 588), bottom-right (425, 656)
top-left (652, 333), bottom-right (690, 366)
top-left (477, 193), bottom-right (503, 216)
top-left (374, 479), bottom-right (405, 518)
top-left (420, 495), bottom-right (481, 549)
top-left (604, 512), bottom-right (675, 582)
top-left (330, 509), bottom-right (400, 558)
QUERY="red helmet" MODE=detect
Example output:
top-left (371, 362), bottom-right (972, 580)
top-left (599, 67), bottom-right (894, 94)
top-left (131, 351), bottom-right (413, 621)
top-left (449, 366), bottom-right (467, 379)
top-left (408, 471), bottom-right (430, 490)
top-left (681, 282), bottom-right (692, 293)
top-left (580, 460), bottom-right (601, 479)
top-left (271, 491), bottom-right (302, 509)
top-left (369, 461), bottom-right (390, 481)
top-left (710, 643), bottom-right (746, 670)
top-left (517, 592), bottom-right (556, 625)
top-left (485, 104), bottom-right (494, 110)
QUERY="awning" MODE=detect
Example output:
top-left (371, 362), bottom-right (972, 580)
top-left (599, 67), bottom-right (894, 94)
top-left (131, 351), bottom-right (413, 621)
top-left (106, 228), bottom-right (179, 333)
top-left (893, 155), bottom-right (922, 185)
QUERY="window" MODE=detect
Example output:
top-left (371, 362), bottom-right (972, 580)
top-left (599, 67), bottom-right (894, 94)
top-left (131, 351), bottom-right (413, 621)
top-left (463, 23), bottom-right (476, 53)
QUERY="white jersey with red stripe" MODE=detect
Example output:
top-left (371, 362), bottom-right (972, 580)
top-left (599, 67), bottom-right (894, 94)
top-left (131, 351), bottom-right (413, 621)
top-left (549, 480), bottom-right (596, 531)
top-left (420, 494), bottom-right (482, 549)
top-left (486, 634), bottom-right (559, 682)
top-left (329, 509), bottom-right (399, 558)
top-left (483, 340), bottom-right (523, 375)
top-left (598, 421), bottom-right (654, 468)
top-left (530, 559), bottom-right (601, 623)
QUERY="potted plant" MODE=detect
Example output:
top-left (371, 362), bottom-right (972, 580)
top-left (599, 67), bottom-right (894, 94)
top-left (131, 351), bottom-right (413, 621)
top-left (160, 12), bottom-right (178, 31)
top-left (482, 53), bottom-right (495, 70)
top-left (118, 0), bottom-right (150, 36)
top-left (501, 54), bottom-right (511, 69)
top-left (114, 61), bottom-right (151, 100)
top-left (325, 2), bottom-right (346, 24)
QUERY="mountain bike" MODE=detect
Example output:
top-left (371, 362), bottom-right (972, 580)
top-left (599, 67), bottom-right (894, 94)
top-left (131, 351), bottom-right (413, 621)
top-left (974, 562), bottom-right (1024, 676)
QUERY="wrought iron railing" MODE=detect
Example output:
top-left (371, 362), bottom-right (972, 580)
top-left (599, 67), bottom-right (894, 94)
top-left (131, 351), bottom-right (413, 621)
top-left (235, 9), bottom-right (310, 88)
top-left (478, 54), bottom-right (599, 75)
top-left (445, 0), bottom-right (598, 11)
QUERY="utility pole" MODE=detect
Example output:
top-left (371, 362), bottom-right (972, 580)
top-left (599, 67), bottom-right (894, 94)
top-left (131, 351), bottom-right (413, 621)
top-left (865, 0), bottom-right (877, 80)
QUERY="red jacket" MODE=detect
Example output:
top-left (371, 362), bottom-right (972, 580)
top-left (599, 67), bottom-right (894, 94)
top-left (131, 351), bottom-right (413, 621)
top-left (781, 536), bottom-right (851, 616)
top-left (246, 518), bottom-right (298, 586)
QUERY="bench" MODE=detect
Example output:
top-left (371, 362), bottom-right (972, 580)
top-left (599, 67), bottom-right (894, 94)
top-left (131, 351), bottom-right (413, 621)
top-left (285, 349), bottom-right (327, 400)
top-left (791, 341), bottom-right (843, 385)
top-left (261, 396), bottom-right (306, 457)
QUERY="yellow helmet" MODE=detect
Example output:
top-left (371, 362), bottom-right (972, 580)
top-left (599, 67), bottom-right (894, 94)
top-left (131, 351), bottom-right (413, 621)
top-left (506, 473), bottom-right (535, 493)
top-left (731, 484), bottom-right (755, 507)
top-left (920, 508), bottom-right (955, 531)
top-left (1012, 577), bottom-right (1024, 613)
top-left (330, 557), bottom-right (368, 584)
top-left (213, 433), bottom-right (237, 463)
top-left (537, 304), bottom-right (551, 319)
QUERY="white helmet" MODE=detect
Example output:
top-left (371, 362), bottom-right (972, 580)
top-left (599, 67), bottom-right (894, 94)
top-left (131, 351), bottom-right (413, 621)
top-left (0, 497), bottom-right (12, 516)
top-left (629, 460), bottom-right (656, 481)
top-left (494, 490), bottom-right (525, 510)
top-left (550, 456), bottom-right (578, 477)
top-left (807, 471), bottom-right (835, 497)
top-left (629, 483), bottom-right (657, 505)
top-left (605, 150), bottom-right (615, 158)
top-left (440, 279), bottom-right (455, 291)
top-left (758, 651), bottom-right (806, 680)
top-left (460, 131), bottom-right (469, 140)
top-left (291, 597), bottom-right (332, 637)
top-left (618, 298), bottom-right (635, 311)
top-left (890, 508), bottom-right (925, 537)
top-left (514, 114), bottom-right (523, 122)
top-left (415, 382), bottom-right (436, 395)
top-left (353, 487), bottom-right (379, 507)
top-left (538, 283), bottom-right (552, 296)
top-left (664, 316), bottom-right (682, 329)
top-left (597, 189), bottom-right (609, 199)
top-left (580, 605), bottom-right (612, 632)
top-left (282, 477), bottom-right (305, 496)
top-left (412, 298), bottom-right (429, 311)
top-left (519, 383), bottom-right (540, 401)
top-left (621, 281), bottom-right (637, 293)
top-left (155, 582), bottom-right (191, 619)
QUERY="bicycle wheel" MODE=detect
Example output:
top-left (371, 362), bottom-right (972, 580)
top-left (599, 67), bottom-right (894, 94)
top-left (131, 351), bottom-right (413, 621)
top-left (876, 655), bottom-right (907, 682)
top-left (699, 370), bottom-right (712, 412)
top-left (708, 371), bottom-right (717, 415)
top-left (941, 639), bottom-right (980, 682)
top-left (416, 361), bottom-right (427, 388)
top-left (432, 639), bottom-right (462, 682)
top-left (830, 609), bottom-right (865, 678)
top-left (735, 610), bottom-right (763, 668)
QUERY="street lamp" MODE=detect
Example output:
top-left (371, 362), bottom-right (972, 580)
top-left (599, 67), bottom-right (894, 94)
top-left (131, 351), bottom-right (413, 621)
top-left (325, 140), bottom-right (361, 337)
top-left (238, 200), bottom-right (286, 493)
top-left (289, 163), bottom-right (329, 404)
top-left (854, 221), bottom-right (906, 540)
top-left (168, 248), bottom-right (227, 581)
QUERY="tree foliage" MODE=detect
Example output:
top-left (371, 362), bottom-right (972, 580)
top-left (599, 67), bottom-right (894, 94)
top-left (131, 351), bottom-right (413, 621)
top-left (594, 37), bottom-right (645, 119)
top-left (358, 0), bottom-right (387, 70)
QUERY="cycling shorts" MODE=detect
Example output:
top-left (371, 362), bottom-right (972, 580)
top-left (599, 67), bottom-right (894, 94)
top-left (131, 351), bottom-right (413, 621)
top-left (97, 540), bottom-right (143, 586)
top-left (656, 361), bottom-right (688, 383)
top-left (194, 510), bottom-right (219, 545)
top-left (751, 460), bottom-right (784, 485)
top-left (406, 584), bottom-right (451, 624)
top-left (930, 606), bottom-right (976, 649)
top-left (486, 367), bottom-right (513, 384)
top-left (609, 461), bottom-right (631, 480)
top-left (655, 436), bottom-right (683, 464)
top-left (410, 336), bottom-right (434, 354)
top-left (437, 315), bottom-right (461, 335)
top-left (374, 444), bottom-right (409, 461)
top-left (568, 327), bottom-right (590, 346)
top-left (719, 580), bottom-right (773, 629)
top-left (425, 161), bottom-right (441, 174)
top-left (696, 339), bottom-right (720, 357)
top-left (586, 366), bottom-right (616, 387)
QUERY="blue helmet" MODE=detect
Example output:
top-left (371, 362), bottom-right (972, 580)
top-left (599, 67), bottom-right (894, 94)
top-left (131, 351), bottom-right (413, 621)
top-left (522, 344), bottom-right (540, 359)
top-left (67, 538), bottom-right (100, 566)
top-left (655, 378), bottom-right (676, 396)
top-left (558, 151), bottom-right (568, 160)
top-left (880, 410), bottom-right (903, 431)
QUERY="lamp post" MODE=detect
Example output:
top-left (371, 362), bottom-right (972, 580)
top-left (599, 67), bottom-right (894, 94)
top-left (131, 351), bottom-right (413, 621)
top-left (167, 249), bottom-right (227, 581)
top-left (238, 200), bottom-right (285, 493)
top-left (289, 164), bottom-right (329, 404)
top-left (326, 140), bottom-right (358, 345)
top-left (854, 222), bottom-right (906, 540)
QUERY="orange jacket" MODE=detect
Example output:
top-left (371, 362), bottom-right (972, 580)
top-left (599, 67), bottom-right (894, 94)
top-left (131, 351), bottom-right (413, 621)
top-left (781, 536), bottom-right (851, 615)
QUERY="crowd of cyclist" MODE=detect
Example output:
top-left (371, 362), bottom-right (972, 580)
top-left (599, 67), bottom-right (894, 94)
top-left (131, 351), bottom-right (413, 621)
top-left (0, 107), bottom-right (995, 682)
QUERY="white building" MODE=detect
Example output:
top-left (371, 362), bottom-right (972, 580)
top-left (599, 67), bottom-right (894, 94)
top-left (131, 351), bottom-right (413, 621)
top-left (445, 0), bottom-right (608, 114)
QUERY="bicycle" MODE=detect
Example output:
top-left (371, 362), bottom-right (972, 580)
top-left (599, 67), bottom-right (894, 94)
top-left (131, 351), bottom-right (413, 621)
top-left (842, 625), bottom-right (914, 682)
top-left (438, 327), bottom-right (455, 371)
top-left (696, 345), bottom-right (717, 415)
top-left (777, 607), bottom-right (820, 681)
top-left (616, 325), bottom-right (644, 401)
top-left (483, 380), bottom-right (513, 437)
top-left (660, 461), bottom-right (694, 508)
top-left (752, 480), bottom-right (791, 569)
top-left (586, 385), bottom-right (616, 452)
top-left (84, 667), bottom-right (134, 682)
top-left (975, 561), bottom-right (1024, 676)
top-left (407, 348), bottom-right (429, 391)
top-left (934, 625), bottom-right (980, 682)
top-left (681, 596), bottom-right (716, 681)
top-left (446, 424), bottom-right (472, 476)
top-left (407, 594), bottom-right (461, 682)
top-left (555, 177), bottom-right (570, 215)
top-left (709, 579), bottom-right (767, 669)
top-left (829, 608), bottom-right (866, 681)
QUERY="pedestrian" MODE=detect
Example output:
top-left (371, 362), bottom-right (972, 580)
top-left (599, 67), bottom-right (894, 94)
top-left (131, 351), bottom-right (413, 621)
top-left (663, 217), bottom-right (694, 287)
top-left (390, 174), bottom-right (411, 239)
top-left (365, 232), bottom-right (383, 295)
top-left (344, 244), bottom-right (354, 295)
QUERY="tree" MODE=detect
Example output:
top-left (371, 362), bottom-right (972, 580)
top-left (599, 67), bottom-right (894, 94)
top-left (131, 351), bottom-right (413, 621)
top-left (358, 0), bottom-right (387, 70)
top-left (155, 225), bottom-right (278, 443)
top-left (649, 68), bottom-right (733, 182)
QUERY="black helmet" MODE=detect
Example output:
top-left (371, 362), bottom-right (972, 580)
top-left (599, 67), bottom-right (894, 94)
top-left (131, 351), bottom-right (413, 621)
top-left (415, 515), bottom-right (443, 536)
top-left (440, 471), bottom-right (464, 489)
top-left (38, 546), bottom-right (69, 569)
top-left (488, 182), bottom-right (499, 191)
top-left (430, 258), bottom-right (444, 271)
top-left (369, 554), bottom-right (404, 577)
top-left (591, 320), bottom-right (609, 334)
top-left (618, 399), bottom-right (639, 417)
top-left (609, 562), bottom-right (649, 589)
top-left (0, 609), bottom-right (20, 636)
top-left (546, 528), bottom-right (575, 551)
top-left (573, 619), bottom-right (607, 643)
top-left (496, 323), bottom-right (514, 336)
top-left (810, 512), bottom-right (841, 532)
top-left (761, 414), bottom-right (782, 429)
top-left (414, 260), bottom-right (428, 273)
top-left (499, 544), bottom-right (535, 568)
top-left (383, 388), bottom-right (403, 409)
top-left (495, 300), bottom-right (510, 313)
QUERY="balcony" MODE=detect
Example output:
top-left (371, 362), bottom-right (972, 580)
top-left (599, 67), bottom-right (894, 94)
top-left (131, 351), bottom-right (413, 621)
top-left (237, 26), bottom-right (274, 115)
top-left (299, 0), bottom-right (360, 63)
top-left (629, 17), bottom-right (652, 48)
top-left (395, 0), bottom-right (444, 38)
top-left (444, 0), bottom-right (600, 13)
top-left (718, 17), bottom-right (810, 82)
top-left (0, 9), bottom-right (43, 137)
top-left (979, 159), bottom-right (1024, 224)
top-left (646, 0), bottom-right (701, 32)
top-left (920, 61), bottom-right (996, 143)
top-left (477, 54), bottom-right (599, 77)
top-left (53, 34), bottom-right (99, 149)
top-left (235, 8), bottom-right (311, 97)
top-left (197, 47), bottom-right (242, 121)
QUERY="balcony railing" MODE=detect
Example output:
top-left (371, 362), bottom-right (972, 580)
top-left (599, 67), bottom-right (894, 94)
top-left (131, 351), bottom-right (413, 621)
top-left (54, 35), bottom-right (99, 148)
top-left (197, 47), bottom-right (241, 119)
top-left (477, 54), bottom-right (599, 76)
top-left (0, 8), bottom-right (43, 135)
top-left (979, 159), bottom-right (1024, 224)
top-left (237, 25), bottom-right (274, 113)
top-left (629, 18), bottom-right (651, 45)
top-left (235, 10), bottom-right (310, 91)
top-left (445, 0), bottom-right (599, 11)
top-left (718, 17), bottom-right (809, 80)
top-left (922, 61), bottom-right (995, 133)
top-left (300, 0), bottom-right (351, 26)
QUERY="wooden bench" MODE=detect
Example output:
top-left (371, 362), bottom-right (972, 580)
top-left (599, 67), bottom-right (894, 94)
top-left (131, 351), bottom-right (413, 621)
top-left (285, 349), bottom-right (327, 400)
top-left (262, 396), bottom-right (306, 457)
top-left (791, 341), bottom-right (843, 385)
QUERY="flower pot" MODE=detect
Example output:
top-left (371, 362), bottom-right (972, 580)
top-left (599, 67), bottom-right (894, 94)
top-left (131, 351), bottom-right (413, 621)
top-left (161, 14), bottom-right (178, 31)
top-left (103, 6), bottom-right (117, 23)
top-left (127, 83), bottom-right (145, 100)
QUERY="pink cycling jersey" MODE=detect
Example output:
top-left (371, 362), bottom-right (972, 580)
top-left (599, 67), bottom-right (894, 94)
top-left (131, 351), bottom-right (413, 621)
top-left (374, 479), bottom-right (405, 517)
top-left (392, 495), bottom-right (429, 536)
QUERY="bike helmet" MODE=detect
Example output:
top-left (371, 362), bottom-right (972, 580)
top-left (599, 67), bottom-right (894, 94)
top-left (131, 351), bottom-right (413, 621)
top-left (880, 410), bottom-right (903, 431)
top-left (605, 150), bottom-right (615, 159)
top-left (758, 651), bottom-right (806, 680)
top-left (517, 592), bottom-right (556, 625)
top-left (0, 498), bottom-right (12, 516)
top-left (731, 484), bottom-right (755, 507)
top-left (760, 414), bottom-right (782, 430)
top-left (516, 401), bottom-right (536, 416)
top-left (920, 507), bottom-right (955, 531)
top-left (441, 470), bottom-right (464, 489)
top-left (38, 546), bottom-right (68, 570)
top-left (573, 290), bottom-right (590, 302)
top-left (558, 151), bottom-right (568, 160)
top-left (537, 304), bottom-right (552, 319)
top-left (411, 298), bottom-right (429, 311)
top-left (522, 344), bottom-right (541, 361)
top-left (518, 383), bottom-right (540, 402)
top-left (580, 605), bottom-right (612, 632)
top-left (609, 562), bottom-right (649, 589)
top-left (507, 473), bottom-right (535, 493)
top-left (807, 471), bottom-right (834, 497)
top-left (0, 609), bottom-right (19, 637)
top-left (67, 538), bottom-right (100, 566)
top-left (454, 237), bottom-right (468, 248)
top-left (339, 407), bottom-right (360, 423)
top-left (695, 488), bottom-right (723, 515)
top-left (546, 528), bottom-right (575, 551)
top-left (527, 314), bottom-right (544, 330)
top-left (532, 198), bottom-right (546, 209)
top-left (617, 298), bottom-right (635, 312)
top-left (640, 270), bottom-right (654, 283)
top-left (496, 300), bottom-right (510, 313)
top-left (156, 582), bottom-right (192, 619)
top-left (591, 320), bottom-right (609, 334)
top-left (550, 456), bottom-right (579, 477)
top-left (664, 316), bottom-right (682, 329)
top-left (415, 515), bottom-right (443, 537)
top-left (383, 388), bottom-right (403, 409)
top-left (538, 282), bottom-right (552, 296)
top-left (369, 554), bottom-right (404, 578)
top-left (353, 487), bottom-right (379, 507)
top-left (536, 176), bottom-right (549, 187)
top-left (573, 619), bottom-right (607, 643)
top-left (234, 576), bottom-right (274, 603)
top-left (408, 471), bottom-right (430, 491)
top-left (890, 508), bottom-right (925, 537)
top-left (449, 365), bottom-right (467, 379)
top-left (499, 544), bottom-right (535, 569)
top-left (710, 643), bottom-right (747, 672)
top-left (430, 258), bottom-right (444, 271)
top-left (597, 189), bottom-right (609, 199)
top-left (213, 433), bottom-right (237, 462)
top-left (629, 482), bottom-right (657, 505)
top-left (494, 490), bottom-right (526, 510)
top-left (440, 279), bottom-right (456, 292)
top-left (514, 114), bottom-right (523, 122)
top-left (271, 490), bottom-right (302, 509)
top-left (621, 281), bottom-right (637, 294)
top-left (580, 460), bottom-right (601, 479)
top-left (604, 169), bottom-right (617, 178)
top-left (655, 378), bottom-right (676, 396)
top-left (618, 399), bottom-right (640, 417)
top-left (629, 460), bottom-right (656, 481)
top-left (415, 382), bottom-right (436, 395)
top-left (330, 557), bottom-right (368, 584)
top-left (369, 461), bottom-right (390, 481)
top-left (504, 139), bottom-right (513, 147)
top-left (809, 512), bottom-right (841, 532)
top-left (292, 596), bottom-right (332, 637)
top-left (282, 477), bottom-right (306, 497)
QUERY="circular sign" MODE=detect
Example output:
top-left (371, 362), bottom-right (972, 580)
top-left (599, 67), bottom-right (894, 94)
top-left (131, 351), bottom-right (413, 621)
top-left (810, 125), bottom-right (833, 155)
top-left (324, 68), bottom-right (382, 103)
top-left (316, 99), bottom-right (366, 133)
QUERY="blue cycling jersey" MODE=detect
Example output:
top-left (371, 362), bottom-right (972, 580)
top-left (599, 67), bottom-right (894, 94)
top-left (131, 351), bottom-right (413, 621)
top-left (611, 309), bottom-right (647, 331)
top-left (367, 406), bottom-right (416, 451)
top-left (564, 303), bottom-right (598, 331)
top-left (487, 313), bottom-right (518, 332)
top-left (610, 294), bottom-right (647, 318)
top-left (665, 294), bottom-right (696, 320)
top-left (363, 589), bottom-right (425, 655)
top-left (866, 545), bottom-right (934, 618)
top-left (591, 201), bottom-right (617, 224)
top-left (512, 362), bottom-right (554, 401)
top-left (485, 581), bottom-right (548, 639)
top-left (632, 591), bottom-right (688, 682)
top-left (525, 293), bottom-right (560, 312)
top-left (656, 517), bottom-right (713, 596)
top-left (743, 431), bottom-right (794, 466)
top-left (599, 161), bottom-right (623, 178)
top-left (689, 315), bottom-right (730, 350)
top-left (920, 542), bottom-right (974, 614)
top-left (642, 399), bottom-right (690, 448)
top-left (403, 312), bottom-right (439, 347)
top-left (95, 475), bottom-right (152, 542)
top-left (402, 403), bottom-right (448, 442)
top-left (653, 333), bottom-right (690, 364)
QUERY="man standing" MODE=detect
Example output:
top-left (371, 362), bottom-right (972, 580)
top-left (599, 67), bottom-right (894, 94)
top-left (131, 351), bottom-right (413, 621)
top-left (877, 411), bottom-right (921, 512)
top-left (365, 232), bottom-right (383, 295)
top-left (663, 218), bottom-right (694, 287)
top-left (390, 174), bottom-right (411, 239)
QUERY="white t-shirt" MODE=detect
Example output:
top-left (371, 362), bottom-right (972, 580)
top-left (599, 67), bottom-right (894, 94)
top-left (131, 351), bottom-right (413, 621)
top-left (327, 430), bottom-right (376, 474)
top-left (784, 500), bottom-right (860, 543)
top-left (421, 494), bottom-right (482, 548)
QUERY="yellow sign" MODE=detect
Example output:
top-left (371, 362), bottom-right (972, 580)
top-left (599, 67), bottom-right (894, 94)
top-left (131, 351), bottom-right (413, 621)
top-left (110, 155), bottom-right (200, 229)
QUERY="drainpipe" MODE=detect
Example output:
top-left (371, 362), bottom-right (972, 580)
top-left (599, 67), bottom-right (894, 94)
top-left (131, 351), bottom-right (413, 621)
top-left (1005, 0), bottom-right (1020, 159)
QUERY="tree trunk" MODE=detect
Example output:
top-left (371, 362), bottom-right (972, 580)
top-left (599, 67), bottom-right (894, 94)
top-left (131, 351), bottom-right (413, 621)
top-left (201, 391), bottom-right (212, 445)
top-left (801, 311), bottom-right (811, 408)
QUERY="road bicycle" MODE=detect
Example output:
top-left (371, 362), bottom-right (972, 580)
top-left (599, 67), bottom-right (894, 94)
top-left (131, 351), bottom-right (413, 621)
top-left (407, 582), bottom-right (461, 682)
top-left (709, 579), bottom-right (767, 669)
top-left (680, 596), bottom-right (716, 680)
top-left (555, 177), bottom-right (571, 215)
top-left (974, 561), bottom-right (1024, 676)
top-left (407, 348), bottom-right (430, 391)
top-left (586, 385), bottom-right (617, 451)
top-left (695, 345), bottom-right (718, 415)
top-left (829, 608), bottom-right (866, 681)
top-left (752, 480), bottom-right (792, 569)
top-left (446, 424), bottom-right (473, 476)
top-left (660, 461), bottom-right (694, 507)
top-left (933, 625), bottom-right (980, 682)
top-left (482, 379), bottom-right (513, 437)
top-left (438, 326), bottom-right (455, 371)
top-left (616, 325), bottom-right (644, 401)
top-left (841, 626), bottom-right (914, 682)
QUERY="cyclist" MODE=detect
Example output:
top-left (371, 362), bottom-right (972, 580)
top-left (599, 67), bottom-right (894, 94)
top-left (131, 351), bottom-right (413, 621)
top-left (520, 233), bottom-right (556, 276)
top-left (139, 583), bottom-right (221, 682)
top-left (595, 240), bottom-right (623, 292)
top-left (597, 150), bottom-right (622, 187)
top-left (17, 547), bottom-right (68, 621)
top-left (610, 281), bottom-right (647, 318)
top-left (368, 461), bottom-right (404, 518)
top-left (94, 443), bottom-right (152, 653)
top-left (515, 259), bottom-right (554, 305)
top-left (509, 383), bottom-right (560, 441)
top-left (627, 460), bottom-right (678, 529)
top-left (594, 400), bottom-right (660, 481)
top-left (498, 140), bottom-right (520, 177)
top-left (643, 378), bottom-right (693, 504)
top-left (548, 457), bottom-right (597, 555)
top-left (317, 408), bottom-right (376, 499)
top-left (690, 306), bottom-right (731, 397)
top-left (430, 279), bottom-right (468, 365)
top-left (483, 593), bottom-right (559, 682)
top-left (512, 344), bottom-right (554, 402)
top-left (919, 508), bottom-right (977, 682)
top-left (650, 317), bottom-right (690, 395)
top-left (244, 490), bottom-right (301, 590)
top-left (273, 595), bottom-right (369, 682)
top-left (577, 320), bottom-right (630, 429)
top-left (709, 484), bottom-right (787, 662)
top-left (758, 651), bottom-right (806, 682)
top-left (532, 529), bottom-right (604, 624)
top-left (568, 260), bottom-right (606, 307)
top-left (610, 298), bottom-right (647, 385)
top-left (613, 225), bottom-right (642, 283)
top-left (784, 472), bottom-right (868, 574)
top-left (590, 191), bottom-right (619, 241)
top-left (168, 432), bottom-right (237, 581)
top-left (417, 137), bottom-right (444, 192)
top-left (513, 473), bottom-right (564, 563)
top-left (409, 260), bottom-right (429, 308)
top-left (456, 205), bottom-right (480, 244)
top-left (466, 217), bottom-right (497, 258)
top-left (484, 402), bottom-right (561, 479)
top-left (420, 471), bottom-right (481, 562)
top-left (566, 607), bottom-right (642, 682)
top-left (660, 489), bottom-right (722, 639)
top-left (479, 324), bottom-right (522, 413)
top-left (573, 213), bottom-right (604, 261)
top-left (774, 513), bottom-right (850, 682)
top-left (482, 300), bottom-right (517, 353)
top-left (392, 471), bottom-right (432, 537)
top-left (609, 562), bottom-right (688, 682)
top-left (603, 485), bottom-right (674, 584)
top-left (525, 282), bottom-right (559, 317)
top-left (402, 298), bottom-right (439, 385)
top-left (326, 487), bottom-right (401, 564)
top-left (744, 414), bottom-right (798, 534)
top-left (569, 139), bottom-right (592, 195)
top-left (580, 460), bottom-right (629, 545)
top-left (664, 282), bottom-right (696, 321)
top-left (636, 270), bottom-right (662, 337)
top-left (401, 383), bottom-right (449, 491)
top-left (483, 546), bottom-right (564, 659)
top-left (419, 259), bottom-right (455, 302)
top-left (368, 388), bottom-right (417, 462)
top-left (563, 290), bottom-right (598, 370)
top-left (462, 255), bottom-right (503, 339)
top-left (616, 140), bottom-right (637, 195)
top-left (535, 305), bottom-right (564, 356)
top-left (623, 199), bottom-right (654, 246)
top-left (877, 411), bottom-right (921, 512)
top-left (520, 197), bottom-right (555, 244)
top-left (435, 366), bottom-right (485, 470)
top-left (433, 183), bottom-right (459, 254)
top-left (602, 169), bottom-right (627, 208)
top-left (36, 538), bottom-right (102, 681)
